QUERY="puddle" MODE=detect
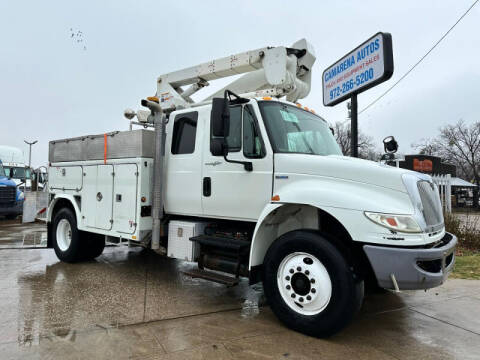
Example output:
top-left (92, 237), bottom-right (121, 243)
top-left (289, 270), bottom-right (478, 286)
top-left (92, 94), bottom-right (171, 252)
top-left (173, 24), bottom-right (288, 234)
top-left (0, 221), bottom-right (47, 248)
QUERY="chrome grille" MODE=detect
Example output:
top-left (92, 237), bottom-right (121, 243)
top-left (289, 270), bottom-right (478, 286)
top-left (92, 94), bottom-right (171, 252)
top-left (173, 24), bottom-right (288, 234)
top-left (417, 181), bottom-right (443, 229)
top-left (0, 186), bottom-right (16, 204)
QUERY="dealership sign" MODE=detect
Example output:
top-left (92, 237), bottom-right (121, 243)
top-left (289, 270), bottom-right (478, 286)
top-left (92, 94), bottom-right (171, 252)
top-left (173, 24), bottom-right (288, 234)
top-left (322, 32), bottom-right (394, 106)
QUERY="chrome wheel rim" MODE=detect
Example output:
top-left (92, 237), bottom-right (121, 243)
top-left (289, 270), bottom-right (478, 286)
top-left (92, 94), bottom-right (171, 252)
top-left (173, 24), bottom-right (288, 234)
top-left (277, 252), bottom-right (332, 316)
top-left (56, 219), bottom-right (72, 252)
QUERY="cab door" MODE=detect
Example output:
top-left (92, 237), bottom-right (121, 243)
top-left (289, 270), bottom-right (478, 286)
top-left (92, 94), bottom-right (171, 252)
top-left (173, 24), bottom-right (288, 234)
top-left (202, 103), bottom-right (273, 221)
top-left (164, 110), bottom-right (203, 216)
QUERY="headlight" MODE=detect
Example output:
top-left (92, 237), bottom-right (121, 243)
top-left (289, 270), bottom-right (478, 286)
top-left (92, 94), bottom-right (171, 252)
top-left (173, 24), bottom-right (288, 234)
top-left (364, 212), bottom-right (422, 233)
top-left (18, 191), bottom-right (24, 200)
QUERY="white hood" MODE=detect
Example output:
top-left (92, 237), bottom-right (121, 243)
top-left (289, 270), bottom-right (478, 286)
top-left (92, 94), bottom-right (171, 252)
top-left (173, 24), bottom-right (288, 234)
top-left (274, 154), bottom-right (411, 193)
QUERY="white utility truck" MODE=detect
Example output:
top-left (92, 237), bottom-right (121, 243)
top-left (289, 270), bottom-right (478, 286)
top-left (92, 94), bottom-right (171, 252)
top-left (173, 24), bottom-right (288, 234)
top-left (47, 39), bottom-right (456, 337)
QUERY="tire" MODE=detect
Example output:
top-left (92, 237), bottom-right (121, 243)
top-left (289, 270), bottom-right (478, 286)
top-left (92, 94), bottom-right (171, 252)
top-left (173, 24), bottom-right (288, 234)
top-left (52, 207), bottom-right (83, 263)
top-left (263, 230), bottom-right (364, 338)
top-left (81, 232), bottom-right (105, 260)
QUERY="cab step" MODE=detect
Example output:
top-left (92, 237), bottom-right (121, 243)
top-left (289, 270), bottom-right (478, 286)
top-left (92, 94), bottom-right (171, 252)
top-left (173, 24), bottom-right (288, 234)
top-left (190, 234), bottom-right (250, 252)
top-left (182, 268), bottom-right (240, 287)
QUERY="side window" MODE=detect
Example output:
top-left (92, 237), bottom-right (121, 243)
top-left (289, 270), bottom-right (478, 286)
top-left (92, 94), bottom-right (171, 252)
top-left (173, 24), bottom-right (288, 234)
top-left (225, 106), bottom-right (242, 152)
top-left (243, 106), bottom-right (263, 158)
top-left (171, 112), bottom-right (198, 155)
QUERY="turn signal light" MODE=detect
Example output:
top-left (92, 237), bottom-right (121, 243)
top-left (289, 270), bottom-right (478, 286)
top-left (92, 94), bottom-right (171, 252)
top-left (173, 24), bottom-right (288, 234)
top-left (271, 195), bottom-right (280, 201)
top-left (364, 212), bottom-right (422, 233)
top-left (141, 196), bottom-right (146, 203)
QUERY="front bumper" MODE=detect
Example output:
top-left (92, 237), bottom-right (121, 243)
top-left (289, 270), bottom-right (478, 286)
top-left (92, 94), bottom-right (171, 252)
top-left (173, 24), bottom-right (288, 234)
top-left (363, 232), bottom-right (457, 290)
top-left (0, 201), bottom-right (23, 216)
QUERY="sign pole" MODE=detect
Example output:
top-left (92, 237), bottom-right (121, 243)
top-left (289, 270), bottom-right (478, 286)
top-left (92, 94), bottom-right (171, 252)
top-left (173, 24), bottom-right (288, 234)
top-left (350, 94), bottom-right (358, 158)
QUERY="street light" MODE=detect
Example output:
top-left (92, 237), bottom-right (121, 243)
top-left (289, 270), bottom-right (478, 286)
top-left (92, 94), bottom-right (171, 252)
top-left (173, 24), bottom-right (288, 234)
top-left (24, 140), bottom-right (38, 169)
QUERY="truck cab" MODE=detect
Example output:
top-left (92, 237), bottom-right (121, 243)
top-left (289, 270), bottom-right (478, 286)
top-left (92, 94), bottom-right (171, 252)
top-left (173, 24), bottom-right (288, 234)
top-left (0, 146), bottom-right (31, 192)
top-left (0, 160), bottom-right (24, 219)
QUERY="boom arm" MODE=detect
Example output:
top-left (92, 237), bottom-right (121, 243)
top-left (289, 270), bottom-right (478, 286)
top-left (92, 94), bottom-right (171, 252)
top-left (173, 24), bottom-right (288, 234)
top-left (155, 39), bottom-right (316, 112)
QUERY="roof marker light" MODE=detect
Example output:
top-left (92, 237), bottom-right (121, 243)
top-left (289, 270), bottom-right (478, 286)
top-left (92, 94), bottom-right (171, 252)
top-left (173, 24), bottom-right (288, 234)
top-left (147, 96), bottom-right (159, 103)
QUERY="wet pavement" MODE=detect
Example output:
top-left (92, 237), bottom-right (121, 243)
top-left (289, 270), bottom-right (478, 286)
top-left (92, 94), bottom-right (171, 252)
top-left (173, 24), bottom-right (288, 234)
top-left (0, 220), bottom-right (479, 359)
top-left (0, 219), bottom-right (47, 248)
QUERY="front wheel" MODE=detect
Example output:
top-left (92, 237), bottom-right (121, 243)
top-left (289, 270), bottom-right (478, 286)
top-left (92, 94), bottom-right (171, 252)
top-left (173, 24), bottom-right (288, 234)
top-left (263, 230), bottom-right (364, 338)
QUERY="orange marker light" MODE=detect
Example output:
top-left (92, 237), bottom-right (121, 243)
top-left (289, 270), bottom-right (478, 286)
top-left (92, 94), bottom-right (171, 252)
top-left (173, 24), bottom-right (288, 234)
top-left (386, 218), bottom-right (398, 227)
top-left (295, 103), bottom-right (302, 108)
top-left (141, 196), bottom-right (147, 203)
top-left (271, 195), bottom-right (280, 201)
top-left (304, 106), bottom-right (309, 111)
top-left (147, 96), bottom-right (159, 103)
top-left (262, 96), bottom-right (272, 101)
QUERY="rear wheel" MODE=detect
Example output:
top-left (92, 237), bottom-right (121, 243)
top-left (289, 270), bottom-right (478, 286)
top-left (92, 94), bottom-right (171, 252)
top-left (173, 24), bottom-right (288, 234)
top-left (263, 230), bottom-right (364, 338)
top-left (52, 208), bottom-right (83, 263)
top-left (81, 232), bottom-right (105, 260)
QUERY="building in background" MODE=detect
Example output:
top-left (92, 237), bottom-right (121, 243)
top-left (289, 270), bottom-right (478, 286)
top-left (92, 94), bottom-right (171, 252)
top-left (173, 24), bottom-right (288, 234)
top-left (390, 154), bottom-right (477, 208)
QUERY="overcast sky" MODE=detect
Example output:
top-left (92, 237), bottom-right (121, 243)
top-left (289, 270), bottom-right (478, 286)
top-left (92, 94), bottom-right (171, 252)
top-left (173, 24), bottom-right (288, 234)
top-left (0, 0), bottom-right (479, 167)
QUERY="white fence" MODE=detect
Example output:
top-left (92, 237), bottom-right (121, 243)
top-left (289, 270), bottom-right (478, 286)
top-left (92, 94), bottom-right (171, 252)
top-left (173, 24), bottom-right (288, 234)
top-left (432, 174), bottom-right (452, 213)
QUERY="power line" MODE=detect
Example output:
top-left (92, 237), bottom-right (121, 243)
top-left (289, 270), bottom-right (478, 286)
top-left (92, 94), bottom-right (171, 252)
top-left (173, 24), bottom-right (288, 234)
top-left (358, 0), bottom-right (479, 116)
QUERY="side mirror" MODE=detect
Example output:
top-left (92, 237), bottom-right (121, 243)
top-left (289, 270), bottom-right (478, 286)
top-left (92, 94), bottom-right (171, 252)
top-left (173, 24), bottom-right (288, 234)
top-left (210, 138), bottom-right (225, 156)
top-left (211, 97), bottom-right (230, 137)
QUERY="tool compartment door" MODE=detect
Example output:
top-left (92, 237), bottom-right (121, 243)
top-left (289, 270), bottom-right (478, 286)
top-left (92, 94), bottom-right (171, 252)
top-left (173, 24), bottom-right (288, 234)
top-left (48, 166), bottom-right (83, 191)
top-left (82, 165), bottom-right (113, 230)
top-left (113, 164), bottom-right (138, 234)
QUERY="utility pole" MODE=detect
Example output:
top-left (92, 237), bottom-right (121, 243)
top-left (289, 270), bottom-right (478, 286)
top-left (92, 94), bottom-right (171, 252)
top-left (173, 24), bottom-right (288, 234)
top-left (347, 96), bottom-right (358, 158)
top-left (24, 140), bottom-right (38, 169)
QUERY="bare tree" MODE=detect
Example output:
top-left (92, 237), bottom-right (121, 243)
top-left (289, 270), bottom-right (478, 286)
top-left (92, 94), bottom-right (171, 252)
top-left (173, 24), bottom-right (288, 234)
top-left (413, 119), bottom-right (480, 186)
top-left (333, 122), bottom-right (380, 160)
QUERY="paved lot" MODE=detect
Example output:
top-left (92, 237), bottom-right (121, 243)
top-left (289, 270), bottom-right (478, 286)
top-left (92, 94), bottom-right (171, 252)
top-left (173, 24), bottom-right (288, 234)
top-left (0, 220), bottom-right (479, 359)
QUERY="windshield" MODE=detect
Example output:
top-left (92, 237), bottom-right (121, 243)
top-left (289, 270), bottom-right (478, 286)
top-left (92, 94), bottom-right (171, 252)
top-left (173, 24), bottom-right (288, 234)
top-left (0, 164), bottom-right (5, 177)
top-left (259, 101), bottom-right (342, 156)
top-left (5, 166), bottom-right (26, 179)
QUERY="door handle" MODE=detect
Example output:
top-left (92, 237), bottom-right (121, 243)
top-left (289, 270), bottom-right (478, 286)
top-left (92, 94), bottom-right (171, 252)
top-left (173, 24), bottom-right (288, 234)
top-left (203, 177), bottom-right (211, 197)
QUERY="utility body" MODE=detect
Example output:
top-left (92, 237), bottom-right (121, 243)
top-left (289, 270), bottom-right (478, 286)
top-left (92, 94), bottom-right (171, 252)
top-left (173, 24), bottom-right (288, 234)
top-left (47, 39), bottom-right (456, 337)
